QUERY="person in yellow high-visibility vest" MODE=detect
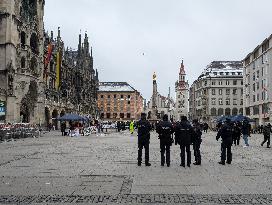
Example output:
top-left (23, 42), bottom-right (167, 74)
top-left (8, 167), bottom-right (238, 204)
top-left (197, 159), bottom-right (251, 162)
top-left (130, 121), bottom-right (135, 134)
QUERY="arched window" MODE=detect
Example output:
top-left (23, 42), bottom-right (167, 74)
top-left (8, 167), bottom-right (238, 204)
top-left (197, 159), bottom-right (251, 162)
top-left (232, 108), bottom-right (238, 116)
top-left (225, 108), bottom-right (231, 116)
top-left (30, 33), bottom-right (39, 54)
top-left (21, 32), bottom-right (26, 48)
top-left (239, 108), bottom-right (243, 114)
top-left (21, 57), bottom-right (26, 69)
top-left (218, 108), bottom-right (224, 116)
top-left (211, 108), bottom-right (217, 116)
top-left (30, 57), bottom-right (38, 74)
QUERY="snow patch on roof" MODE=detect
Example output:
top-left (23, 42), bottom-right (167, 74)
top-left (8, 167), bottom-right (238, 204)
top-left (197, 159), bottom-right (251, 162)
top-left (99, 82), bottom-right (136, 92)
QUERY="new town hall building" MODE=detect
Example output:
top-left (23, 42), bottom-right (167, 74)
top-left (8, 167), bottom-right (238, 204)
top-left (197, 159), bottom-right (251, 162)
top-left (0, 0), bottom-right (99, 126)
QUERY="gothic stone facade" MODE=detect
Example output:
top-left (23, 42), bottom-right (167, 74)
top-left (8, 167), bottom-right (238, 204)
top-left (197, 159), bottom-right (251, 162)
top-left (43, 29), bottom-right (99, 128)
top-left (0, 0), bottom-right (45, 123)
top-left (97, 82), bottom-right (144, 121)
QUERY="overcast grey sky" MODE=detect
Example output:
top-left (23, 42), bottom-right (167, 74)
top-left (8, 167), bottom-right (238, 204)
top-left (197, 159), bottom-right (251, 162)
top-left (44, 0), bottom-right (272, 100)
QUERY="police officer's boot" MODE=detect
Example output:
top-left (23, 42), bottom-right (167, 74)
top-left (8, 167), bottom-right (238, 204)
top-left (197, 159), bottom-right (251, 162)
top-left (166, 150), bottom-right (170, 167)
top-left (180, 153), bottom-right (185, 167)
top-left (227, 152), bottom-right (232, 164)
top-left (187, 151), bottom-right (191, 167)
top-left (161, 153), bottom-right (165, 166)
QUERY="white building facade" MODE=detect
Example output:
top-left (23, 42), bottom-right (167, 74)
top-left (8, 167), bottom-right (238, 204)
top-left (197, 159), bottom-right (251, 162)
top-left (243, 34), bottom-right (272, 125)
top-left (189, 61), bottom-right (244, 124)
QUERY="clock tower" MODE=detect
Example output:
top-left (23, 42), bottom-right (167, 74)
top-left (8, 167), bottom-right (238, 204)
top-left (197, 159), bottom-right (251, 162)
top-left (175, 60), bottom-right (189, 121)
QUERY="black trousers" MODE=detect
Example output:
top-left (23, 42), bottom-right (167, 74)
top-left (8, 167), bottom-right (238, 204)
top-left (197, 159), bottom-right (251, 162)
top-left (180, 144), bottom-right (191, 166)
top-left (138, 142), bottom-right (149, 164)
top-left (160, 140), bottom-right (171, 165)
top-left (221, 143), bottom-right (232, 163)
top-left (193, 143), bottom-right (201, 164)
top-left (233, 135), bottom-right (240, 146)
top-left (261, 135), bottom-right (270, 147)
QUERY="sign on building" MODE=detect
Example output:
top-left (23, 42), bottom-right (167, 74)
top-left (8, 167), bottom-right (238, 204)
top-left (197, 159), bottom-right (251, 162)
top-left (0, 101), bottom-right (6, 121)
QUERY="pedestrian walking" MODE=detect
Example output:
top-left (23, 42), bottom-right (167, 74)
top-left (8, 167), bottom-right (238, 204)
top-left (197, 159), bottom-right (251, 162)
top-left (137, 113), bottom-right (152, 166)
top-left (241, 119), bottom-right (251, 147)
top-left (216, 118), bottom-right (233, 165)
top-left (156, 114), bottom-right (174, 167)
top-left (192, 119), bottom-right (202, 165)
top-left (61, 122), bottom-right (66, 136)
top-left (130, 120), bottom-right (135, 134)
top-left (261, 123), bottom-right (271, 148)
top-left (175, 116), bottom-right (193, 167)
top-left (233, 122), bottom-right (241, 146)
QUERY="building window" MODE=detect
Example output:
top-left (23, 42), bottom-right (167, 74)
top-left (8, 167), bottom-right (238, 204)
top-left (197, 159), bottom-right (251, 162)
top-left (219, 81), bottom-right (223, 85)
top-left (114, 94), bottom-right (117, 98)
top-left (113, 113), bottom-right (117, 118)
top-left (257, 94), bottom-right (259, 101)
top-left (218, 108), bottom-right (224, 116)
top-left (253, 106), bottom-right (259, 115)
top-left (253, 73), bottom-right (255, 81)
top-left (211, 108), bottom-right (217, 116)
top-left (241, 80), bottom-right (243, 85)
top-left (226, 99), bottom-right (230, 105)
top-left (100, 113), bottom-right (104, 119)
top-left (128, 101), bottom-right (130, 105)
top-left (233, 99), bottom-right (237, 105)
top-left (225, 72), bottom-right (229, 76)
top-left (21, 57), bottom-right (26, 68)
top-left (219, 98), bottom-right (223, 105)
top-left (121, 95), bottom-right (124, 99)
top-left (101, 95), bottom-right (104, 98)
top-left (107, 107), bottom-right (110, 112)
top-left (219, 89), bottom-right (222, 95)
top-left (128, 95), bottom-right (130, 99)
top-left (256, 82), bottom-right (259, 90)
top-left (233, 89), bottom-right (237, 95)
top-left (21, 31), bottom-right (26, 48)
top-left (120, 113), bottom-right (124, 118)
top-left (253, 83), bottom-right (255, 92)
top-left (240, 99), bottom-right (243, 105)
top-left (127, 113), bottom-right (131, 119)
top-left (212, 81), bottom-right (216, 85)
top-left (108, 95), bottom-right (111, 98)
top-left (213, 72), bottom-right (217, 75)
top-left (226, 80), bottom-right (230, 85)
top-left (225, 108), bottom-right (231, 116)
top-left (212, 89), bottom-right (216, 95)
top-left (232, 72), bottom-right (235, 76)
top-left (114, 107), bottom-right (117, 112)
top-left (226, 89), bottom-right (230, 95)
top-left (261, 68), bottom-right (264, 77)
top-left (211, 98), bottom-right (216, 105)
top-left (30, 33), bottom-right (39, 54)
top-left (106, 113), bottom-right (111, 118)
top-left (233, 80), bottom-right (237, 85)
top-left (253, 95), bottom-right (256, 102)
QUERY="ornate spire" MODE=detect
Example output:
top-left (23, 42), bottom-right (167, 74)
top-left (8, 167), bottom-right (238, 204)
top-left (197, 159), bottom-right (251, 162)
top-left (180, 60), bottom-right (185, 75)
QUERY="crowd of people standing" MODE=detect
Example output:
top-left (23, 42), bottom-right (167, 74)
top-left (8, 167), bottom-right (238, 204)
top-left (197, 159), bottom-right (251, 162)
top-left (136, 113), bottom-right (272, 167)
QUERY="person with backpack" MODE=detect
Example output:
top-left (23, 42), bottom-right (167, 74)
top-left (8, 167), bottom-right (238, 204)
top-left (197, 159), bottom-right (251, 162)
top-left (261, 123), bottom-right (271, 148)
top-left (175, 116), bottom-right (194, 167)
top-left (156, 114), bottom-right (174, 167)
top-left (216, 118), bottom-right (233, 165)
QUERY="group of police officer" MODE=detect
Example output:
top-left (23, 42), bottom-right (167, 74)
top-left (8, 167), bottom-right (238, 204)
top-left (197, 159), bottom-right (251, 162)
top-left (137, 113), bottom-right (202, 167)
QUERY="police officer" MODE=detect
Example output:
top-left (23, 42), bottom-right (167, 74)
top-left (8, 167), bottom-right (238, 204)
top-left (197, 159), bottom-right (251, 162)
top-left (216, 118), bottom-right (233, 165)
top-left (192, 119), bottom-right (202, 165)
top-left (137, 113), bottom-right (152, 166)
top-left (175, 116), bottom-right (193, 167)
top-left (156, 114), bottom-right (174, 167)
top-left (261, 123), bottom-right (271, 148)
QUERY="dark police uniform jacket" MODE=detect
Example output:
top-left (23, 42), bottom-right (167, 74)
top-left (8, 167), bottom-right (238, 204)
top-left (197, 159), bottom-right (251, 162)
top-left (175, 121), bottom-right (193, 146)
top-left (137, 119), bottom-right (151, 144)
top-left (156, 121), bottom-right (174, 145)
top-left (216, 123), bottom-right (233, 145)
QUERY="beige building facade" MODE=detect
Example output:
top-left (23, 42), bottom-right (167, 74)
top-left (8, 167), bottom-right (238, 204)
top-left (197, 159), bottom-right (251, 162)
top-left (189, 61), bottom-right (244, 123)
top-left (243, 34), bottom-right (272, 125)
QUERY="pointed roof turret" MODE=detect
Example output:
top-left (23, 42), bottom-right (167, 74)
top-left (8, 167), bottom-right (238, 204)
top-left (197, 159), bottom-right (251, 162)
top-left (180, 60), bottom-right (186, 75)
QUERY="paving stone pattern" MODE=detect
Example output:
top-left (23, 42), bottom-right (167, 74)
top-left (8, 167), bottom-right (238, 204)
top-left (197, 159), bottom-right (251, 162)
top-left (0, 131), bottom-right (272, 204)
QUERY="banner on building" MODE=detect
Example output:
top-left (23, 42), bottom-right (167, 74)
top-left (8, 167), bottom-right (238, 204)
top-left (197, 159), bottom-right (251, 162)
top-left (43, 43), bottom-right (53, 80)
top-left (0, 101), bottom-right (6, 121)
top-left (55, 51), bottom-right (61, 89)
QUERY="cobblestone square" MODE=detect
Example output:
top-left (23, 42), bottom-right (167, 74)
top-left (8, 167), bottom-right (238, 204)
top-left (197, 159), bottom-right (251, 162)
top-left (0, 130), bottom-right (272, 204)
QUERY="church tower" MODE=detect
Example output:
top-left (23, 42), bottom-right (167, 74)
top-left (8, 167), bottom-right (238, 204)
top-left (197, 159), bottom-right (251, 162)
top-left (175, 60), bottom-right (189, 121)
